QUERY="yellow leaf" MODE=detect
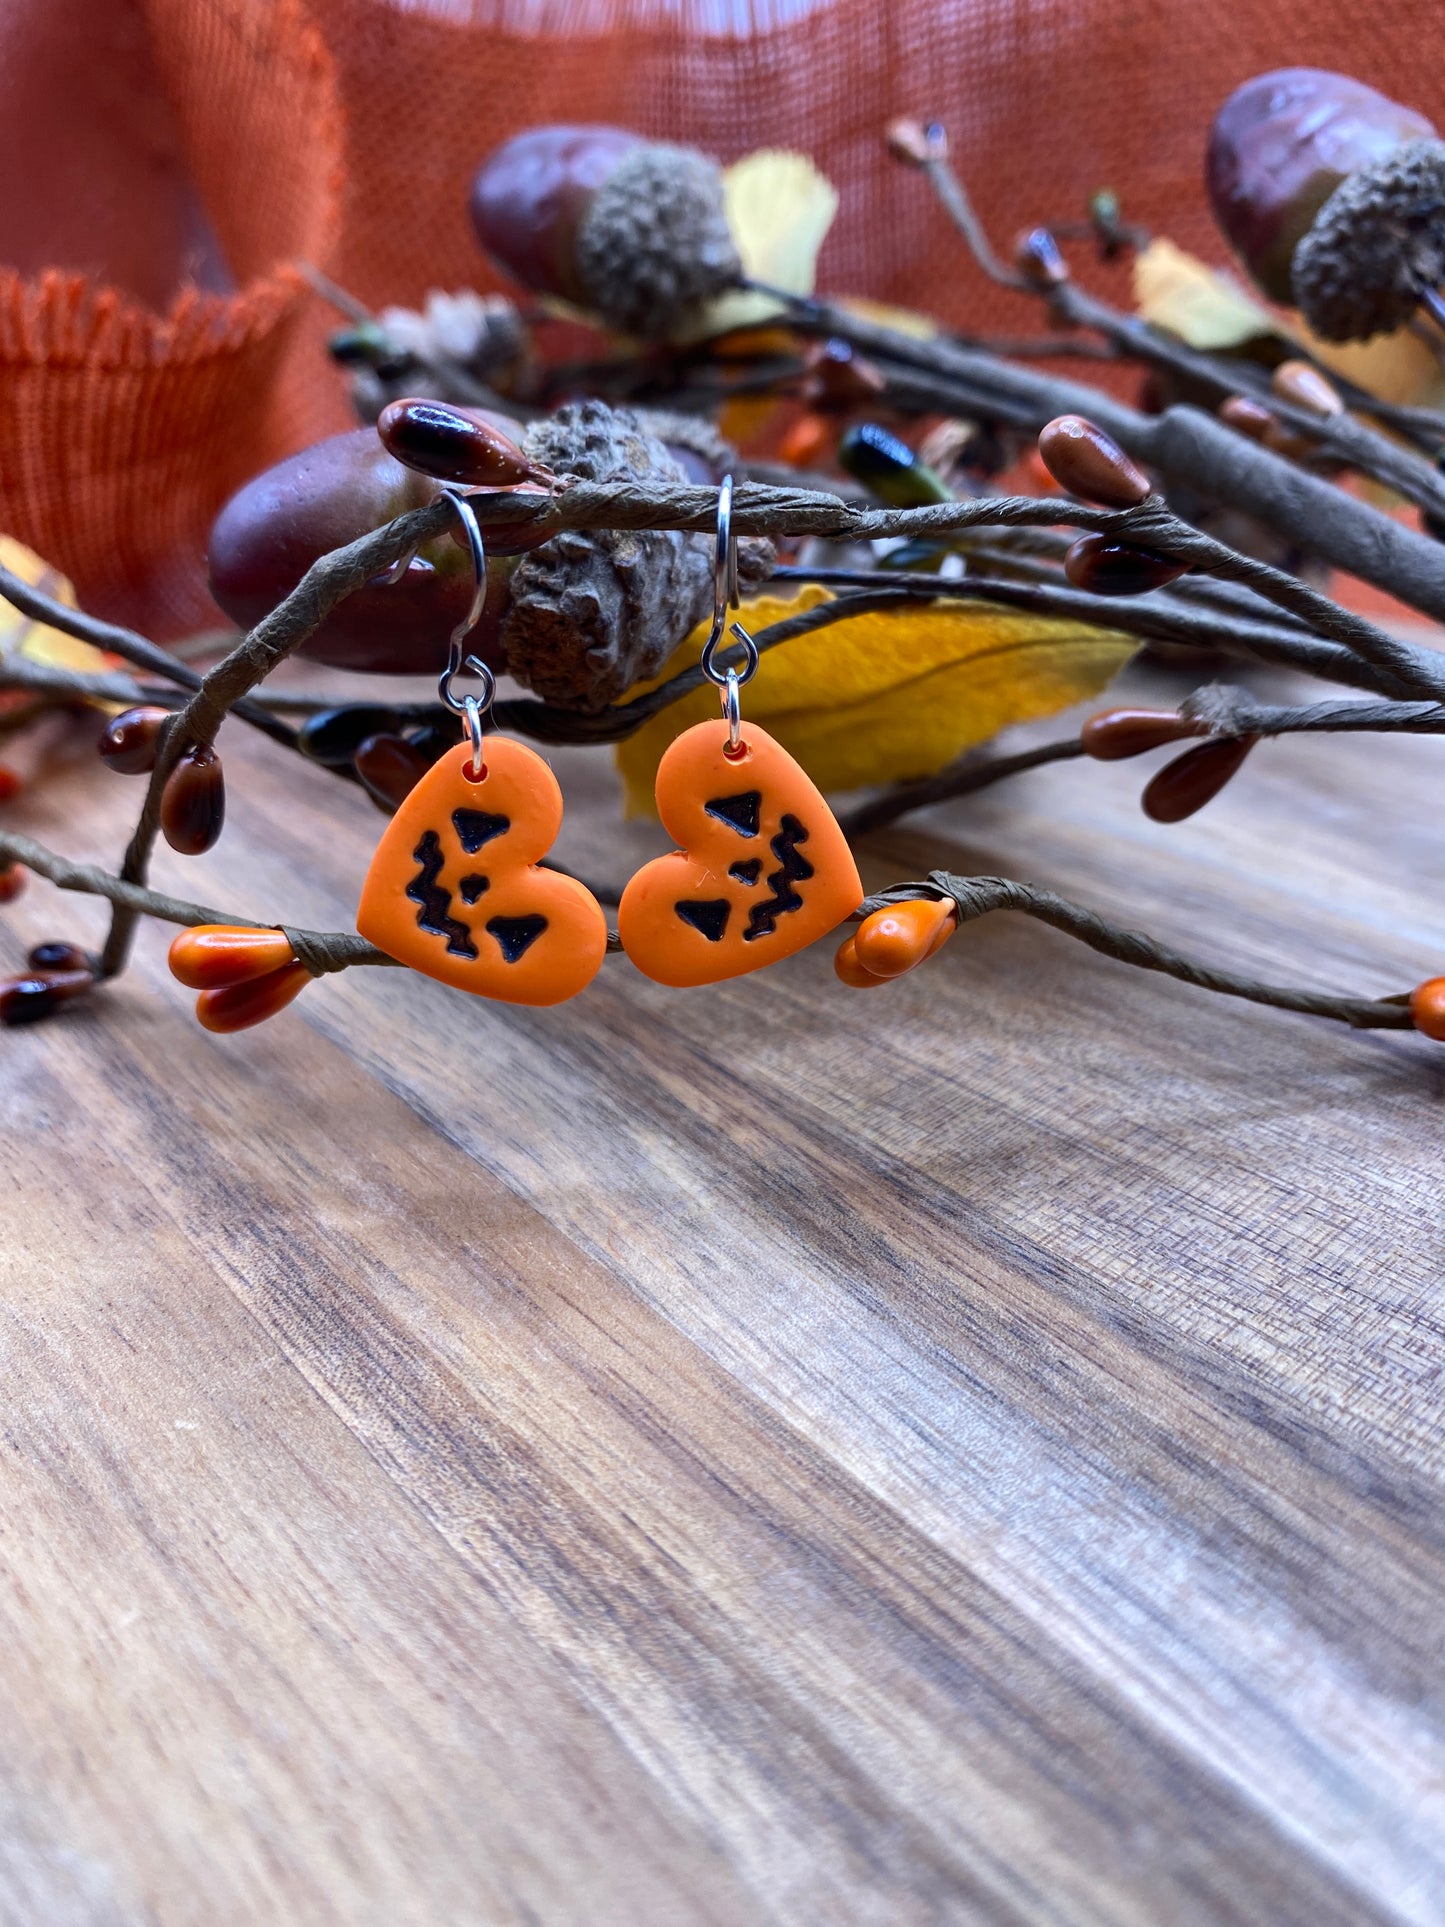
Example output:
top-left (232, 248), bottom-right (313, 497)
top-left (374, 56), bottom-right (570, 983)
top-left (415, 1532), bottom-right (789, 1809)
top-left (838, 295), bottom-right (940, 340)
top-left (1133, 238), bottom-right (1278, 350)
top-left (679, 149), bottom-right (838, 343)
top-left (615, 585), bottom-right (1135, 815)
top-left (1301, 322), bottom-right (1445, 412)
top-left (0, 536), bottom-right (105, 673)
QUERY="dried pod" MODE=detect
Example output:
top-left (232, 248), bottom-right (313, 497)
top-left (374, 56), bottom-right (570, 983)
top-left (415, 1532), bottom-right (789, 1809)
top-left (1219, 394), bottom-right (1276, 440)
top-left (1015, 226), bottom-right (1069, 288)
top-left (1292, 138), bottom-right (1445, 341)
top-left (838, 422), bottom-right (951, 507)
top-left (27, 940), bottom-right (92, 973)
top-left (1206, 69), bottom-right (1434, 303)
top-left (853, 898), bottom-right (957, 979)
top-left (0, 863), bottom-right (26, 905)
top-left (1080, 708), bottom-right (1202, 760)
top-left (337, 290), bottom-right (535, 419)
top-left (377, 398), bottom-right (553, 489)
top-left (196, 961), bottom-right (311, 1035)
top-left (885, 118), bottom-right (944, 169)
top-left (1037, 416), bottom-right (1151, 509)
top-left (1064, 536), bottom-right (1188, 596)
top-left (0, 970), bottom-right (94, 1025)
top-left (834, 935), bottom-right (890, 988)
top-left (1408, 976), bottom-right (1445, 1041)
top-left (98, 704), bottom-right (170, 774)
top-left (168, 924), bottom-right (297, 992)
top-left (297, 703), bottom-right (406, 767)
top-left (500, 401), bottom-right (771, 711)
top-left (1141, 735), bottom-right (1257, 822)
top-left (471, 126), bottom-right (741, 339)
top-left (160, 746), bottom-right (226, 856)
top-left (353, 732), bottom-right (433, 812)
top-left (1270, 359), bottom-right (1344, 417)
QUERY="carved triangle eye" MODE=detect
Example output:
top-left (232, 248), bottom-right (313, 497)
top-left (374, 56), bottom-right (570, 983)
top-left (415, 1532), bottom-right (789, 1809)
top-left (486, 913), bottom-right (547, 962)
top-left (452, 807), bottom-right (510, 854)
top-left (675, 898), bottom-right (731, 941)
top-left (705, 790), bottom-right (761, 838)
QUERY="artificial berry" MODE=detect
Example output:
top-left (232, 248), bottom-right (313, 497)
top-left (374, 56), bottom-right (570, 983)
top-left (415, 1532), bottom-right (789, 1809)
top-left (0, 764), bottom-right (22, 802)
top-left (195, 960), bottom-right (311, 1034)
top-left (168, 924), bottom-right (297, 991)
top-left (853, 897), bottom-right (958, 978)
top-left (1037, 416), bottom-right (1151, 509)
top-left (1141, 736), bottom-right (1257, 821)
top-left (377, 398), bottom-right (549, 489)
top-left (1408, 976), bottom-right (1445, 1041)
top-left (0, 969), bottom-right (93, 1026)
top-left (27, 941), bottom-right (92, 973)
top-left (1064, 536), bottom-right (1188, 596)
top-left (779, 412), bottom-right (831, 469)
top-left (1080, 708), bottom-right (1203, 760)
top-left (297, 703), bottom-right (406, 767)
top-left (353, 732), bottom-right (432, 812)
top-left (160, 746), bottom-right (225, 855)
top-left (1015, 227), bottom-right (1069, 289)
top-left (1219, 394), bottom-right (1276, 440)
top-left (0, 864), bottom-right (26, 904)
top-left (834, 935), bottom-right (890, 988)
top-left (1271, 358), bottom-right (1344, 417)
top-left (801, 339), bottom-right (886, 408)
top-left (99, 705), bottom-right (169, 774)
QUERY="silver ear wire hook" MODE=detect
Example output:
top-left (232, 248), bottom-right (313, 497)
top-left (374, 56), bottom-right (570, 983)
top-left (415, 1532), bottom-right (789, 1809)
top-left (700, 475), bottom-right (758, 752)
top-left (437, 487), bottom-right (494, 779)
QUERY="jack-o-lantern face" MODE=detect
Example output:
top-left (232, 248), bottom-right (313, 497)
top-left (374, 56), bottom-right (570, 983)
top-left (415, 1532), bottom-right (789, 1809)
top-left (618, 719), bottom-right (862, 987)
top-left (357, 739), bottom-right (608, 1005)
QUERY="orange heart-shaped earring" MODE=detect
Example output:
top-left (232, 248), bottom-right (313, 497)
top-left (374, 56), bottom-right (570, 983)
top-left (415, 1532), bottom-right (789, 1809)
top-left (618, 477), bottom-right (862, 987)
top-left (357, 492), bottom-right (608, 1005)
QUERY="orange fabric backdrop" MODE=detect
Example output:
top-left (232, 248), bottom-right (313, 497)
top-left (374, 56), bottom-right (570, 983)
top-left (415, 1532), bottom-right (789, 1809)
top-left (2, 0), bottom-right (1443, 637)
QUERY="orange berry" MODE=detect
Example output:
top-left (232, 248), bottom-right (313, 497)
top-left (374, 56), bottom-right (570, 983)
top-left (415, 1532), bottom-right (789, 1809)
top-left (853, 897), bottom-right (957, 978)
top-left (834, 935), bottom-right (891, 988)
top-left (0, 863), bottom-right (26, 904)
top-left (195, 960), bottom-right (310, 1033)
top-left (0, 764), bottom-right (22, 802)
top-left (1408, 977), bottom-right (1445, 1041)
top-left (169, 924), bottom-right (296, 990)
top-left (779, 412), bottom-right (830, 469)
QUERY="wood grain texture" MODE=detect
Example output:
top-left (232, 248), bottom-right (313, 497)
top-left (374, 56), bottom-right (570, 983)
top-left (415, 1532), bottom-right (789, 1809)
top-left (3, 660), bottom-right (1444, 1926)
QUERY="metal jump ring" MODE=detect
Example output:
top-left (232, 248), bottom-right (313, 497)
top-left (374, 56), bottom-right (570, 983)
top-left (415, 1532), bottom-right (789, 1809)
top-left (437, 487), bottom-right (490, 707)
top-left (700, 474), bottom-right (754, 690)
top-left (722, 668), bottom-right (742, 753)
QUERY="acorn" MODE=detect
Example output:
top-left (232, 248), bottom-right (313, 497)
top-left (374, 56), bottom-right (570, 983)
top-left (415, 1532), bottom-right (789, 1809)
top-left (500, 401), bottom-right (772, 711)
top-left (470, 126), bottom-right (741, 339)
top-left (1291, 138), bottom-right (1445, 341)
top-left (1064, 536), bottom-right (1188, 596)
top-left (377, 398), bottom-right (556, 489)
top-left (208, 428), bottom-right (508, 676)
top-left (98, 704), bottom-right (169, 774)
top-left (1206, 69), bottom-right (1435, 306)
top-left (1141, 736), bottom-right (1257, 822)
top-left (1037, 416), bottom-right (1151, 509)
top-left (160, 746), bottom-right (225, 856)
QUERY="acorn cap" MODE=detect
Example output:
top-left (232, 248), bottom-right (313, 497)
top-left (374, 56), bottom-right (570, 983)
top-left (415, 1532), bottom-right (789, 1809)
top-left (1291, 137), bottom-right (1445, 340)
top-left (633, 407), bottom-right (740, 484)
top-left (501, 401), bottom-right (771, 711)
top-left (573, 142), bottom-right (741, 338)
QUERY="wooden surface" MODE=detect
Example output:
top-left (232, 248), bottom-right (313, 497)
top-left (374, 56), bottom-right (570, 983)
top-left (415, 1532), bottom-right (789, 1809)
top-left (4, 660), bottom-right (1445, 1925)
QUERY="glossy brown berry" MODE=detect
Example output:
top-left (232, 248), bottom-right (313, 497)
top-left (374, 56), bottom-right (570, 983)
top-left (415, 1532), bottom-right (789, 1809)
top-left (1037, 416), bottom-right (1151, 508)
top-left (1270, 359), bottom-right (1344, 417)
top-left (853, 897), bottom-right (957, 978)
top-left (779, 412), bottom-right (830, 469)
top-left (1219, 394), bottom-right (1276, 440)
top-left (885, 118), bottom-right (945, 169)
top-left (1080, 708), bottom-right (1202, 760)
top-left (353, 732), bottom-right (432, 812)
top-left (1064, 536), bottom-right (1188, 596)
top-left (834, 935), bottom-right (891, 988)
top-left (377, 398), bottom-right (551, 489)
top-left (99, 704), bottom-right (169, 774)
top-left (0, 863), bottom-right (26, 904)
top-left (1206, 70), bottom-right (1433, 304)
top-left (27, 940), bottom-right (92, 973)
top-left (195, 961), bottom-right (311, 1034)
top-left (160, 746), bottom-right (225, 855)
top-left (801, 339), bottom-right (886, 408)
top-left (168, 924), bottom-right (297, 991)
top-left (1408, 976), bottom-right (1445, 1041)
top-left (0, 969), bottom-right (93, 1025)
top-left (1141, 736), bottom-right (1257, 821)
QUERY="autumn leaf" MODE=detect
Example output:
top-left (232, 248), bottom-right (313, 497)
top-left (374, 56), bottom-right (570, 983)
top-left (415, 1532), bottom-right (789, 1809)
top-left (0, 536), bottom-right (104, 674)
top-left (681, 150), bottom-right (838, 344)
top-left (1133, 238), bottom-right (1278, 350)
top-left (615, 585), bottom-right (1136, 815)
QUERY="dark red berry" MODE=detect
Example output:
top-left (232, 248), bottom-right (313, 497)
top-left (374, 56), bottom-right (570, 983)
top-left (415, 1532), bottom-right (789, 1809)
top-left (1064, 536), bottom-right (1189, 596)
top-left (99, 705), bottom-right (169, 774)
top-left (1037, 417), bottom-right (1151, 509)
top-left (160, 747), bottom-right (226, 855)
top-left (353, 732), bottom-right (432, 812)
top-left (1141, 736), bottom-right (1258, 821)
top-left (26, 940), bottom-right (92, 973)
top-left (0, 969), bottom-right (93, 1025)
top-left (1080, 708), bottom-right (1203, 760)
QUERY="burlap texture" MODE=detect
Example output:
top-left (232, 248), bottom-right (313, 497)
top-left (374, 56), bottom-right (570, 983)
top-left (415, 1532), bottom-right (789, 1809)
top-left (4, 0), bottom-right (1443, 637)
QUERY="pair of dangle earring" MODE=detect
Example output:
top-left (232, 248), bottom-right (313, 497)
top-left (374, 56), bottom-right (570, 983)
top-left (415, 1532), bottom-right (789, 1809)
top-left (358, 478), bottom-right (861, 1004)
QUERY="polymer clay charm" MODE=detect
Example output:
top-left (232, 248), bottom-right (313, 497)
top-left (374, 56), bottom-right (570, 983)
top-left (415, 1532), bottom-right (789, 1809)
top-left (356, 492), bottom-right (607, 1005)
top-left (618, 476), bottom-right (862, 987)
